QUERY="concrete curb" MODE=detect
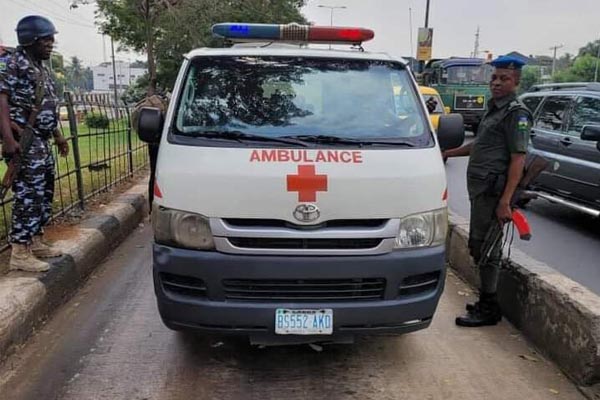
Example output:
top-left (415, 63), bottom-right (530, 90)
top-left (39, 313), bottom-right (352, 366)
top-left (447, 212), bottom-right (600, 387)
top-left (0, 183), bottom-right (147, 362)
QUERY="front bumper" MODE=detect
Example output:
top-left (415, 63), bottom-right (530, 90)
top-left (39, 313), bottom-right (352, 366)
top-left (153, 244), bottom-right (446, 344)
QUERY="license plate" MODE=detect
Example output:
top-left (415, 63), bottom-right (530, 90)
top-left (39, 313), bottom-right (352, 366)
top-left (275, 309), bottom-right (333, 335)
top-left (454, 95), bottom-right (485, 110)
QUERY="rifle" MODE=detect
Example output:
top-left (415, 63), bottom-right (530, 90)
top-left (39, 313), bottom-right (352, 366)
top-left (477, 155), bottom-right (548, 268)
top-left (0, 64), bottom-right (46, 200)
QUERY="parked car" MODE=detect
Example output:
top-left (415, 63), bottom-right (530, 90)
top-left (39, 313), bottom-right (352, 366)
top-left (519, 82), bottom-right (600, 217)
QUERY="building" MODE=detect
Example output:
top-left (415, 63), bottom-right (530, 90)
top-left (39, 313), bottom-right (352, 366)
top-left (92, 61), bottom-right (147, 93)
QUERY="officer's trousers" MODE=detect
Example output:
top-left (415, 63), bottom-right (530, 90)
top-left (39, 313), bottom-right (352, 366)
top-left (468, 193), bottom-right (503, 294)
top-left (9, 137), bottom-right (55, 244)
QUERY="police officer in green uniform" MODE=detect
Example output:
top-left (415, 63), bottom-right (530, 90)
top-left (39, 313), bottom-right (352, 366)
top-left (443, 55), bottom-right (532, 327)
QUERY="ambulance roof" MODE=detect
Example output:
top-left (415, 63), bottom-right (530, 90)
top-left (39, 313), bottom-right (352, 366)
top-left (185, 45), bottom-right (407, 65)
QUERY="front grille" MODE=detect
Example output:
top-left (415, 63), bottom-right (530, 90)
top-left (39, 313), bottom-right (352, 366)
top-left (161, 273), bottom-right (207, 298)
top-left (223, 278), bottom-right (386, 302)
top-left (228, 237), bottom-right (383, 250)
top-left (399, 272), bottom-right (440, 297)
top-left (223, 218), bottom-right (388, 230)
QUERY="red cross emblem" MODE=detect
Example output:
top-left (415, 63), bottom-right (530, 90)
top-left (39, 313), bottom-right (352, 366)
top-left (287, 165), bottom-right (328, 202)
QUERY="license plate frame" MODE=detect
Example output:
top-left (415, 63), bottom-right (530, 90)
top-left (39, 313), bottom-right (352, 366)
top-left (275, 309), bottom-right (333, 335)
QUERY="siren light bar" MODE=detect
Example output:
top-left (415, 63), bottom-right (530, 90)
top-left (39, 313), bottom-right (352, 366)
top-left (212, 23), bottom-right (374, 45)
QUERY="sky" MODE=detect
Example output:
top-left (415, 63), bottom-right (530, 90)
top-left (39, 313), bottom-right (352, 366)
top-left (1, 0), bottom-right (599, 68)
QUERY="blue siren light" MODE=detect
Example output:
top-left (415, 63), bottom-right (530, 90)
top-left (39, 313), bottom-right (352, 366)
top-left (212, 23), bottom-right (374, 44)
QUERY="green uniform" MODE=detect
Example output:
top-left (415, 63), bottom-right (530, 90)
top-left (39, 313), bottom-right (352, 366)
top-left (466, 93), bottom-right (532, 294)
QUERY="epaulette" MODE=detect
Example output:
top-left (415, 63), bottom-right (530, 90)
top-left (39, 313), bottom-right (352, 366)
top-left (508, 99), bottom-right (532, 117)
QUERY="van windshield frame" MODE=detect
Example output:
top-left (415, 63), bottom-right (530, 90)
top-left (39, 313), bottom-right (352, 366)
top-left (170, 56), bottom-right (434, 149)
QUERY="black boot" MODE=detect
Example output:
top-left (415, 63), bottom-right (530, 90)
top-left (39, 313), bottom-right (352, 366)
top-left (456, 293), bottom-right (502, 327)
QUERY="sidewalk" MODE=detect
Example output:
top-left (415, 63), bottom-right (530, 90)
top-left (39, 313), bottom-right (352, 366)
top-left (0, 181), bottom-right (147, 362)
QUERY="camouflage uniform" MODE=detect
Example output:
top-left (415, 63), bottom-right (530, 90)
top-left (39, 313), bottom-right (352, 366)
top-left (0, 47), bottom-right (58, 244)
top-left (466, 93), bottom-right (532, 293)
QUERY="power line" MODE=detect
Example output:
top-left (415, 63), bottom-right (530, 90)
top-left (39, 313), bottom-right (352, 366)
top-left (17, 0), bottom-right (96, 29)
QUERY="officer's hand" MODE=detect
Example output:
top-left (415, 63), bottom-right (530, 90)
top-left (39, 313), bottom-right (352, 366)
top-left (2, 138), bottom-right (21, 159)
top-left (55, 136), bottom-right (69, 157)
top-left (496, 201), bottom-right (512, 225)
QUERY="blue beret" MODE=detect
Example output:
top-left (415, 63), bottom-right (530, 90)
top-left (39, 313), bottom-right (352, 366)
top-left (490, 55), bottom-right (526, 70)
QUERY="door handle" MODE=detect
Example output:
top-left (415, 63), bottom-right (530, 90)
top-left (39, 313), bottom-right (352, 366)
top-left (560, 137), bottom-right (572, 147)
top-left (529, 130), bottom-right (537, 138)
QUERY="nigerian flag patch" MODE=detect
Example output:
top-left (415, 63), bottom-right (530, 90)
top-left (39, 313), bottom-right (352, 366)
top-left (518, 115), bottom-right (529, 133)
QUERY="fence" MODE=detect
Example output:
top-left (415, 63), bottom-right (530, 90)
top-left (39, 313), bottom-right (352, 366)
top-left (0, 92), bottom-right (148, 249)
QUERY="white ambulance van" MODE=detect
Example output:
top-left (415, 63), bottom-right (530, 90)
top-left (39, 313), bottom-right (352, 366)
top-left (137, 23), bottom-right (464, 344)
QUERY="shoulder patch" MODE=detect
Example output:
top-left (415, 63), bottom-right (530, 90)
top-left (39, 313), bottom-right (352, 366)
top-left (517, 115), bottom-right (529, 133)
top-left (0, 58), bottom-right (7, 72)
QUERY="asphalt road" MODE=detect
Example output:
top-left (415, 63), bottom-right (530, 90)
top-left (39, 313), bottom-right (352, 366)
top-left (0, 223), bottom-right (584, 400)
top-left (446, 134), bottom-right (600, 295)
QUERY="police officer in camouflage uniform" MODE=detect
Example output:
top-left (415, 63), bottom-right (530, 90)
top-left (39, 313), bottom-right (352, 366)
top-left (443, 55), bottom-right (532, 327)
top-left (0, 16), bottom-right (69, 272)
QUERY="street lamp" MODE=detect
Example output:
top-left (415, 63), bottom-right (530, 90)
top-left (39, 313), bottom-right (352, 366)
top-left (317, 5), bottom-right (347, 27)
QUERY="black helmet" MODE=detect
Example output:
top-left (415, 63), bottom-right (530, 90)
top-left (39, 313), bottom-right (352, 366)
top-left (16, 16), bottom-right (58, 46)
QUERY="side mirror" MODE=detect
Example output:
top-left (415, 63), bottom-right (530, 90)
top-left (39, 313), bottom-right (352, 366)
top-left (138, 107), bottom-right (163, 144)
top-left (437, 113), bottom-right (465, 150)
top-left (444, 106), bottom-right (451, 114)
top-left (581, 125), bottom-right (600, 141)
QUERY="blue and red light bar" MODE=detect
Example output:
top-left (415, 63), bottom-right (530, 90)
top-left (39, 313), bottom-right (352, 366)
top-left (212, 23), bottom-right (374, 45)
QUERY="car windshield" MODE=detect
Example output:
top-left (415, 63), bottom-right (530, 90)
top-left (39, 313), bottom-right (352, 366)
top-left (445, 65), bottom-right (492, 84)
top-left (174, 56), bottom-right (432, 147)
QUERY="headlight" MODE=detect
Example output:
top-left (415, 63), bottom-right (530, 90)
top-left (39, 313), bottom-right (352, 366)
top-left (394, 208), bottom-right (448, 249)
top-left (152, 204), bottom-right (215, 250)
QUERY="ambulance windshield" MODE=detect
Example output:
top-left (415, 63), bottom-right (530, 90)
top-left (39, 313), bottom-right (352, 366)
top-left (174, 56), bottom-right (432, 147)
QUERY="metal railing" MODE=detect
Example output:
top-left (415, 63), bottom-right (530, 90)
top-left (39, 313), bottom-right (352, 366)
top-left (0, 92), bottom-right (148, 249)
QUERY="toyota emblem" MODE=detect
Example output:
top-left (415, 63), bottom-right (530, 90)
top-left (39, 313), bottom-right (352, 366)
top-left (293, 204), bottom-right (320, 223)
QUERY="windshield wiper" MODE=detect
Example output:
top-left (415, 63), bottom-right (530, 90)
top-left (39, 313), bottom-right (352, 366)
top-left (282, 135), bottom-right (416, 147)
top-left (185, 130), bottom-right (309, 147)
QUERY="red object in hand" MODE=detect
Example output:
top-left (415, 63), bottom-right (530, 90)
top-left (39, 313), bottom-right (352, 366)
top-left (511, 209), bottom-right (532, 241)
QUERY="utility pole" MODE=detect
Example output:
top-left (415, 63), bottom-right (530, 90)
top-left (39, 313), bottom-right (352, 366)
top-left (70, 0), bottom-right (119, 104)
top-left (418, 0), bottom-right (432, 73)
top-left (317, 5), bottom-right (347, 49)
top-left (595, 35), bottom-right (600, 82)
top-left (473, 26), bottom-right (480, 58)
top-left (111, 38), bottom-right (119, 105)
top-left (317, 5), bottom-right (347, 27)
top-left (550, 44), bottom-right (564, 77)
top-left (409, 7), bottom-right (415, 70)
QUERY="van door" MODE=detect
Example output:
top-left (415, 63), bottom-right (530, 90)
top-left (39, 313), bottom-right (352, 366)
top-left (529, 95), bottom-right (574, 194)
top-left (559, 95), bottom-right (600, 206)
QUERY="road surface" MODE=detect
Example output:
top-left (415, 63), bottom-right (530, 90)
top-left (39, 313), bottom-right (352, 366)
top-left (0, 222), bottom-right (584, 400)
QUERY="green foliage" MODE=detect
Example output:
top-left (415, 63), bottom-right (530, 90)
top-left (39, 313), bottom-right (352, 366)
top-left (579, 40), bottom-right (600, 58)
top-left (85, 113), bottom-right (110, 129)
top-left (520, 66), bottom-right (541, 93)
top-left (65, 57), bottom-right (93, 93)
top-left (96, 0), bottom-right (306, 92)
top-left (121, 73), bottom-right (151, 104)
top-left (553, 54), bottom-right (600, 83)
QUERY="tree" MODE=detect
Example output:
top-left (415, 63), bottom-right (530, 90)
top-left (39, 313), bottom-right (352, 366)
top-left (579, 39), bottom-right (600, 58)
top-left (520, 66), bottom-right (541, 93)
top-left (96, 0), bottom-right (306, 93)
top-left (96, 0), bottom-right (180, 96)
top-left (553, 54), bottom-right (599, 82)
